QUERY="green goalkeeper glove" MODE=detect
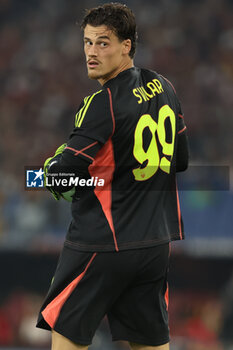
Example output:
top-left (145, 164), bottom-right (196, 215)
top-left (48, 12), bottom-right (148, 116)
top-left (44, 143), bottom-right (75, 201)
top-left (44, 143), bottom-right (67, 176)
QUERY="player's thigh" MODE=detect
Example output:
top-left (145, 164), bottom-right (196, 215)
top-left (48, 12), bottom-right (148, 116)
top-left (108, 244), bottom-right (170, 346)
top-left (129, 342), bottom-right (169, 350)
top-left (52, 330), bottom-right (88, 350)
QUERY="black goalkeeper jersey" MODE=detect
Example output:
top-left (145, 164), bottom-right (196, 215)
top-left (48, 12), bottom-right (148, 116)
top-left (57, 67), bottom-right (188, 252)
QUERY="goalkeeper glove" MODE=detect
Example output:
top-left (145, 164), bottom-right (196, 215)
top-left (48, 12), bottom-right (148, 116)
top-left (44, 143), bottom-right (75, 201)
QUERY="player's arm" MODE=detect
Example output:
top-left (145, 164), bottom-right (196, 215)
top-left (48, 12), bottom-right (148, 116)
top-left (176, 129), bottom-right (189, 172)
top-left (176, 105), bottom-right (189, 172)
top-left (43, 143), bottom-right (67, 200)
top-left (159, 74), bottom-right (189, 172)
top-left (45, 89), bottom-right (114, 198)
top-left (46, 136), bottom-right (102, 192)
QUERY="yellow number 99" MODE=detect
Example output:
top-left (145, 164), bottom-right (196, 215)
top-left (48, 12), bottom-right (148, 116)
top-left (133, 105), bottom-right (176, 181)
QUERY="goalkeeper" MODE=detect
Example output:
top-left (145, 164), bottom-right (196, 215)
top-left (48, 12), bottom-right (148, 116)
top-left (37, 3), bottom-right (189, 350)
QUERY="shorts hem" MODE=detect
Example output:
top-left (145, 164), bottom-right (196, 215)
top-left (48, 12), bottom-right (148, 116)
top-left (112, 335), bottom-right (170, 347)
top-left (53, 327), bottom-right (92, 346)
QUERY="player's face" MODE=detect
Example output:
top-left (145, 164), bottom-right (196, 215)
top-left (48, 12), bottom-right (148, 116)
top-left (84, 24), bottom-right (132, 85)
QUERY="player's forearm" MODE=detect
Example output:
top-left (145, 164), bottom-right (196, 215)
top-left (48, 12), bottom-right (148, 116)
top-left (46, 152), bottom-right (91, 193)
top-left (45, 134), bottom-right (102, 194)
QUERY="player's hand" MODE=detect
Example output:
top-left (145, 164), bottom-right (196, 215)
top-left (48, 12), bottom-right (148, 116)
top-left (43, 143), bottom-right (67, 201)
top-left (61, 187), bottom-right (76, 202)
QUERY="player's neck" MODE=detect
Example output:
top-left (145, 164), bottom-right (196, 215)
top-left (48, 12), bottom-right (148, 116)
top-left (98, 60), bottom-right (134, 86)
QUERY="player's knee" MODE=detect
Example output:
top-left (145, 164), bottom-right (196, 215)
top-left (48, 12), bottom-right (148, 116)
top-left (129, 342), bottom-right (170, 350)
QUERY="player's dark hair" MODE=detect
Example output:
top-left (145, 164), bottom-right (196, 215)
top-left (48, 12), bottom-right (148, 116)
top-left (81, 3), bottom-right (137, 58)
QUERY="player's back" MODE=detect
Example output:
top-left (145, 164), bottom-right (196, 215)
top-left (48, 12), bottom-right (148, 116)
top-left (105, 67), bottom-right (179, 180)
top-left (67, 67), bottom-right (186, 252)
top-left (98, 67), bottom-right (183, 250)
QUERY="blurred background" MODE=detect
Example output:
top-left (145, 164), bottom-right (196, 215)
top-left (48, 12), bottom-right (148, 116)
top-left (0, 0), bottom-right (233, 349)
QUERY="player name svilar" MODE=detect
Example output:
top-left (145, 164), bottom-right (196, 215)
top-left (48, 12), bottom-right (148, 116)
top-left (133, 79), bottom-right (164, 104)
top-left (46, 176), bottom-right (105, 187)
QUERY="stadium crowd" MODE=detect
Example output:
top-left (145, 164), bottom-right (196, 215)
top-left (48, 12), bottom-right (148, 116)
top-left (0, 0), bottom-right (233, 348)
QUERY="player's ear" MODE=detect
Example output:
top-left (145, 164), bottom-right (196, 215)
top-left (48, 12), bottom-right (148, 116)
top-left (122, 39), bottom-right (131, 56)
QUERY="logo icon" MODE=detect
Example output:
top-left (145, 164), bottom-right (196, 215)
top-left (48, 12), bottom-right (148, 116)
top-left (26, 168), bottom-right (44, 188)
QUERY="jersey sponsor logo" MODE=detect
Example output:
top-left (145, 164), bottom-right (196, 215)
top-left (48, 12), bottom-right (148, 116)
top-left (26, 168), bottom-right (44, 188)
top-left (133, 79), bottom-right (164, 104)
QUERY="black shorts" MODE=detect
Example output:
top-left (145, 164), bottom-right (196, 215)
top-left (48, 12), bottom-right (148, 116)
top-left (37, 243), bottom-right (170, 346)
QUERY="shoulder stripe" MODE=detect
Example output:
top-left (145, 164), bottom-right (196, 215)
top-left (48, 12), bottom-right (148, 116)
top-left (75, 96), bottom-right (90, 127)
top-left (77, 90), bottom-right (102, 128)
